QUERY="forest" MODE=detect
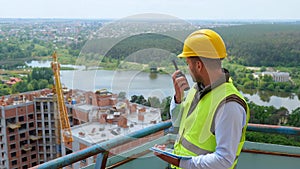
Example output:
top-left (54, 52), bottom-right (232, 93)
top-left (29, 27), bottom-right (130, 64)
top-left (79, 23), bottom-right (300, 67)
top-left (214, 24), bottom-right (300, 67)
top-left (1, 23), bottom-right (300, 68)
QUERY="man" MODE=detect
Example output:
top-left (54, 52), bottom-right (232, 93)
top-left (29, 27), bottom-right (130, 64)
top-left (155, 29), bottom-right (250, 169)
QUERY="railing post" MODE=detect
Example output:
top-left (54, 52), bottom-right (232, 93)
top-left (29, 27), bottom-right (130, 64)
top-left (94, 151), bottom-right (109, 169)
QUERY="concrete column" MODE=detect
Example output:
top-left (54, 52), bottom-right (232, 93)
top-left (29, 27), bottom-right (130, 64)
top-left (72, 140), bottom-right (80, 169)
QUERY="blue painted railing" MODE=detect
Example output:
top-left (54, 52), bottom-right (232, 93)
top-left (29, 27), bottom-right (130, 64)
top-left (31, 121), bottom-right (172, 169)
top-left (30, 122), bottom-right (300, 169)
top-left (247, 123), bottom-right (300, 135)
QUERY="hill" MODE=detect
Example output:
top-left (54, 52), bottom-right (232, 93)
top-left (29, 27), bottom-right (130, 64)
top-left (214, 23), bottom-right (300, 67)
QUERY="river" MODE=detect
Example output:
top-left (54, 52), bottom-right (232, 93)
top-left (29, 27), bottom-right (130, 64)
top-left (26, 60), bottom-right (300, 112)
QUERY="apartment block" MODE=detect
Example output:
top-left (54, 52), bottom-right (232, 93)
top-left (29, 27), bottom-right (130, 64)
top-left (0, 101), bottom-right (38, 169)
top-left (34, 97), bottom-right (59, 164)
top-left (0, 89), bottom-right (58, 169)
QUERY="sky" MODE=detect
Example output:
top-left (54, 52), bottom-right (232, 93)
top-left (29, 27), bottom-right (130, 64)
top-left (0, 0), bottom-right (299, 20)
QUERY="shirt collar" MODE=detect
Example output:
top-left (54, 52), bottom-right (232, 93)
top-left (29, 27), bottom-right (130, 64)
top-left (194, 68), bottom-right (230, 99)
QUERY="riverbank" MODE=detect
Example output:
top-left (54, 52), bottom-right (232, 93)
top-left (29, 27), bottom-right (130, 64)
top-left (1, 60), bottom-right (297, 113)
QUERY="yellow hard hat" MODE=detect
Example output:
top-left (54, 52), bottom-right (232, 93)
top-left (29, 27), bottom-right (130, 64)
top-left (177, 29), bottom-right (227, 59)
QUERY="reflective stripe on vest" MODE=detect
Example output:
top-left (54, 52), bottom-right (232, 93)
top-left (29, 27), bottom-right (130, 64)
top-left (181, 137), bottom-right (212, 155)
top-left (182, 136), bottom-right (240, 160)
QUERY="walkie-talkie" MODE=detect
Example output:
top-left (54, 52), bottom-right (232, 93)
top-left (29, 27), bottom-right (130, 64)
top-left (172, 60), bottom-right (190, 91)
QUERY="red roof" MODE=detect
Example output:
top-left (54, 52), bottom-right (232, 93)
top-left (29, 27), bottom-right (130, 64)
top-left (6, 77), bottom-right (22, 85)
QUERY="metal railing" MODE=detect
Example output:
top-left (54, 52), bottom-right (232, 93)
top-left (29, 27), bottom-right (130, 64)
top-left (247, 123), bottom-right (300, 135)
top-left (31, 121), bottom-right (172, 169)
top-left (30, 122), bottom-right (300, 169)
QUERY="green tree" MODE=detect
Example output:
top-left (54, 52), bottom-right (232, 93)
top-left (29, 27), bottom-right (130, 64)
top-left (160, 96), bottom-right (171, 121)
top-left (130, 95), bottom-right (148, 105)
top-left (29, 79), bottom-right (39, 90)
top-left (11, 81), bottom-right (28, 93)
top-left (30, 67), bottom-right (54, 84)
top-left (0, 84), bottom-right (11, 96)
top-left (247, 74), bottom-right (254, 80)
top-left (130, 95), bottom-right (138, 103)
top-left (27, 83), bottom-right (34, 91)
top-left (260, 67), bottom-right (267, 72)
top-left (246, 132), bottom-right (300, 147)
top-left (244, 81), bottom-right (255, 89)
top-left (249, 101), bottom-right (276, 124)
top-left (38, 79), bottom-right (49, 89)
top-left (287, 107), bottom-right (300, 127)
top-left (266, 84), bottom-right (275, 91)
top-left (137, 95), bottom-right (148, 106)
top-left (118, 92), bottom-right (127, 100)
top-left (261, 75), bottom-right (273, 82)
top-left (147, 97), bottom-right (161, 108)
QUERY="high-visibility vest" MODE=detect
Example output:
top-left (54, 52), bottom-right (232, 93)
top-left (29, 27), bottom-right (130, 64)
top-left (173, 81), bottom-right (250, 169)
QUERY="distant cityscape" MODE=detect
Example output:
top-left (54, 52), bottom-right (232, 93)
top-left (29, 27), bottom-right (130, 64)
top-left (2, 18), bottom-right (293, 47)
top-left (0, 19), bottom-right (103, 49)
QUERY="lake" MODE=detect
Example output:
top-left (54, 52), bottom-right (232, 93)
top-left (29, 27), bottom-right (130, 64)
top-left (26, 60), bottom-right (300, 112)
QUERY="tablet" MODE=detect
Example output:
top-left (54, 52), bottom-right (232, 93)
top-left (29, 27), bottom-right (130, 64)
top-left (150, 147), bottom-right (192, 160)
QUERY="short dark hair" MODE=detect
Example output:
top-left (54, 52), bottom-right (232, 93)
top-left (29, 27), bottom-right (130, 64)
top-left (189, 56), bottom-right (222, 70)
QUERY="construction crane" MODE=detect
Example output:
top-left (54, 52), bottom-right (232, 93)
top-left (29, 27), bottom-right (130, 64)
top-left (51, 52), bottom-right (73, 146)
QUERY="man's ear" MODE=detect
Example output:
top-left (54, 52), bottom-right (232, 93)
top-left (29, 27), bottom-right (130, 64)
top-left (196, 60), bottom-right (203, 72)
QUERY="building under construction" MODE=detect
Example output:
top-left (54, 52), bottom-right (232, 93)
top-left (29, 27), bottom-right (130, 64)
top-left (0, 88), bottom-right (161, 169)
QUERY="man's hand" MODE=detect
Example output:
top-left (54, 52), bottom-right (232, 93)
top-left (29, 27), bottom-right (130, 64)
top-left (153, 145), bottom-right (180, 167)
top-left (172, 70), bottom-right (188, 104)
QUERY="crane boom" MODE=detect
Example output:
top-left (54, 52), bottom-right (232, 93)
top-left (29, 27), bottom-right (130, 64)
top-left (51, 52), bottom-right (73, 143)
